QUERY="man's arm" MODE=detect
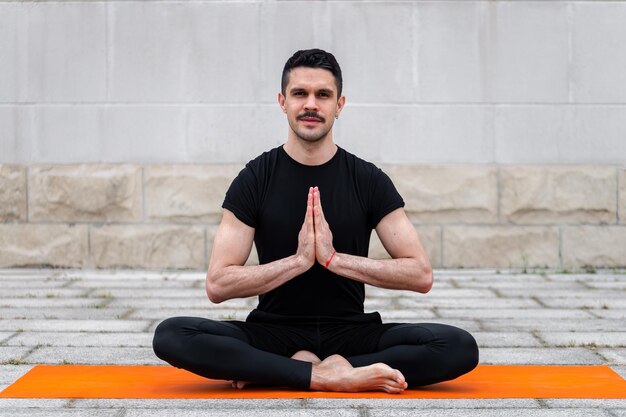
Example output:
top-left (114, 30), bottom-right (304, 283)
top-left (312, 188), bottom-right (432, 293)
top-left (206, 190), bottom-right (317, 303)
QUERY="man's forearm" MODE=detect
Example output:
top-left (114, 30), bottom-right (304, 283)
top-left (206, 255), bottom-right (310, 303)
top-left (327, 253), bottom-right (433, 293)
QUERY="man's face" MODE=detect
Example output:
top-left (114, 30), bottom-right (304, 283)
top-left (278, 67), bottom-right (345, 143)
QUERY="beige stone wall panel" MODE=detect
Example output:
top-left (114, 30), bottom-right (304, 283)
top-left (562, 226), bottom-right (626, 268)
top-left (385, 165), bottom-right (498, 223)
top-left (369, 226), bottom-right (442, 268)
top-left (29, 165), bottom-right (142, 222)
top-left (0, 224), bottom-right (87, 268)
top-left (145, 165), bottom-right (241, 223)
top-left (501, 166), bottom-right (617, 224)
top-left (443, 226), bottom-right (560, 269)
top-left (91, 225), bottom-right (205, 269)
top-left (0, 165), bottom-right (26, 222)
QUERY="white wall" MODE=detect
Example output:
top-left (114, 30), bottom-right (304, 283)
top-left (1, 0), bottom-right (625, 165)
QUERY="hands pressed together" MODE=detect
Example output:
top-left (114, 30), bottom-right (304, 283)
top-left (296, 186), bottom-right (336, 270)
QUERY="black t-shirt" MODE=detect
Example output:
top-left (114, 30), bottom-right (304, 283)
top-left (222, 145), bottom-right (404, 317)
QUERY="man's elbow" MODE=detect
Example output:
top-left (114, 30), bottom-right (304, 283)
top-left (415, 263), bottom-right (433, 294)
top-left (205, 272), bottom-right (226, 304)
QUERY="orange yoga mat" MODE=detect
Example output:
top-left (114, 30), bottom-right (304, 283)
top-left (1, 365), bottom-right (625, 399)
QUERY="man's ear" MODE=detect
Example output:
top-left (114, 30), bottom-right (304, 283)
top-left (278, 92), bottom-right (286, 113)
top-left (336, 95), bottom-right (346, 117)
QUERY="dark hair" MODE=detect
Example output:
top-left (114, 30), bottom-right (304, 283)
top-left (281, 49), bottom-right (343, 98)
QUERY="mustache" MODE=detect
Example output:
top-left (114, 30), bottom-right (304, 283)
top-left (297, 112), bottom-right (325, 122)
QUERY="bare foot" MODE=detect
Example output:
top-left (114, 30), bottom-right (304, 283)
top-left (291, 350), bottom-right (322, 364)
top-left (230, 350), bottom-right (322, 389)
top-left (310, 354), bottom-right (407, 394)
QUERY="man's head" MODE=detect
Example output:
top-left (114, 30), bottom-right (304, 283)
top-left (281, 49), bottom-right (343, 98)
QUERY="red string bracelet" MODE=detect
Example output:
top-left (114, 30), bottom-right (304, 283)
top-left (325, 250), bottom-right (337, 268)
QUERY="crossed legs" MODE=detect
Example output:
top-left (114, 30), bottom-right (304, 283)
top-left (153, 317), bottom-right (478, 393)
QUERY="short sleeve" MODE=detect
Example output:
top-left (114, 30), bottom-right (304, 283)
top-left (222, 165), bottom-right (259, 228)
top-left (369, 168), bottom-right (405, 229)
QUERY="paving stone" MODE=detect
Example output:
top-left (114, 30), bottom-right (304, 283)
top-left (472, 332), bottom-right (542, 348)
top-left (369, 410), bottom-right (608, 417)
top-left (598, 348), bottom-right (626, 365)
top-left (543, 399), bottom-right (626, 408)
top-left (124, 410), bottom-right (358, 417)
top-left (71, 398), bottom-right (307, 409)
top-left (0, 347), bottom-right (30, 363)
top-left (0, 399), bottom-right (69, 408)
top-left (89, 288), bottom-right (215, 299)
top-left (7, 332), bottom-right (153, 348)
top-left (539, 332), bottom-right (626, 348)
top-left (108, 298), bottom-right (255, 309)
top-left (0, 319), bottom-right (150, 332)
top-left (0, 332), bottom-right (14, 343)
top-left (0, 364), bottom-right (32, 384)
top-left (479, 347), bottom-right (604, 365)
top-left (612, 366), bottom-right (626, 379)
top-left (588, 310), bottom-right (626, 320)
top-left (25, 346), bottom-right (160, 365)
top-left (539, 298), bottom-right (626, 309)
top-left (129, 308), bottom-right (251, 321)
top-left (497, 288), bottom-right (624, 298)
top-left (67, 278), bottom-right (197, 289)
top-left (375, 309), bottom-right (438, 320)
top-left (481, 318), bottom-right (626, 332)
top-left (0, 308), bottom-right (131, 320)
top-left (398, 297), bottom-right (541, 309)
top-left (437, 309), bottom-right (593, 320)
top-left (0, 410), bottom-right (119, 417)
top-left (0, 298), bottom-right (105, 309)
top-left (0, 288), bottom-right (89, 298)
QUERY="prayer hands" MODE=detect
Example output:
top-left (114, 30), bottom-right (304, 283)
top-left (296, 186), bottom-right (336, 269)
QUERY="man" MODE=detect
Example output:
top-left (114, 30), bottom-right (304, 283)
top-left (153, 49), bottom-right (478, 393)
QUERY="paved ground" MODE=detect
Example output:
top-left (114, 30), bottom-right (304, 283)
top-left (0, 269), bottom-right (624, 416)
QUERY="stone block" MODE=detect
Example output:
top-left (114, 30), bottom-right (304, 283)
top-left (415, 2), bottom-right (484, 102)
top-left (570, 106), bottom-right (626, 164)
top-left (0, 107), bottom-right (18, 162)
top-left (369, 225), bottom-right (441, 268)
top-left (330, 2), bottom-right (415, 103)
top-left (24, 106), bottom-right (103, 163)
top-left (145, 165), bottom-right (241, 223)
top-left (479, 347), bottom-right (603, 365)
top-left (484, 2), bottom-right (569, 103)
top-left (572, 3), bottom-right (626, 102)
top-left (109, 2), bottom-right (260, 102)
top-left (22, 3), bottom-right (107, 102)
top-left (494, 106), bottom-right (572, 164)
top-left (340, 106), bottom-right (492, 164)
top-left (29, 165), bottom-right (142, 222)
top-left (0, 4), bottom-right (19, 102)
top-left (186, 105), bottom-right (284, 164)
top-left (385, 165), bottom-right (497, 223)
top-left (0, 224), bottom-right (87, 268)
top-left (101, 106), bottom-right (187, 162)
top-left (621, 168), bottom-right (626, 224)
top-left (500, 166), bottom-right (617, 224)
top-left (25, 346), bottom-right (159, 365)
top-left (0, 165), bottom-right (26, 221)
top-left (562, 226), bottom-right (626, 268)
top-left (91, 225), bottom-right (205, 269)
top-left (443, 226), bottom-right (560, 268)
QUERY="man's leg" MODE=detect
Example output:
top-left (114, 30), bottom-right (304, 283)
top-left (346, 323), bottom-right (479, 387)
top-left (152, 317), bottom-right (312, 389)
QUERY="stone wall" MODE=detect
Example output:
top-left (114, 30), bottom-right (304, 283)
top-left (1, 164), bottom-right (624, 270)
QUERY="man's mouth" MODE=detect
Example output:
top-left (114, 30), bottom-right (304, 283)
top-left (297, 113), bottom-right (324, 123)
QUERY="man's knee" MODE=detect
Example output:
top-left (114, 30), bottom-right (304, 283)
top-left (446, 327), bottom-right (479, 376)
top-left (152, 317), bottom-right (186, 361)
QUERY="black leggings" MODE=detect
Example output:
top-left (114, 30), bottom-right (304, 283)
top-left (153, 316), bottom-right (478, 390)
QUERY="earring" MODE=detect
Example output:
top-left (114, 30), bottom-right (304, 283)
top-left (335, 115), bottom-right (339, 119)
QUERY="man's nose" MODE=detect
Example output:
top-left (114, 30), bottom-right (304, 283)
top-left (304, 95), bottom-right (319, 110)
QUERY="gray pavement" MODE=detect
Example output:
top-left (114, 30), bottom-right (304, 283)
top-left (0, 269), bottom-right (625, 416)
